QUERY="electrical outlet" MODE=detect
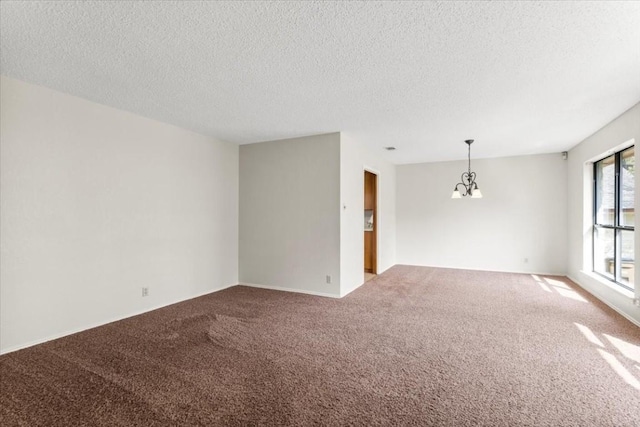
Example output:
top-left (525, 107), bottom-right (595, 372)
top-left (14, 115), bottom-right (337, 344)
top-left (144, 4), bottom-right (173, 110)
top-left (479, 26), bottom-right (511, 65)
top-left (142, 287), bottom-right (149, 297)
top-left (524, 258), bottom-right (529, 264)
top-left (633, 298), bottom-right (640, 307)
top-left (326, 275), bottom-right (332, 284)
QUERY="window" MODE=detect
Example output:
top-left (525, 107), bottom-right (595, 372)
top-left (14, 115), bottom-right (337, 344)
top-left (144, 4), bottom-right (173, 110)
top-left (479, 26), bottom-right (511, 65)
top-left (594, 146), bottom-right (635, 290)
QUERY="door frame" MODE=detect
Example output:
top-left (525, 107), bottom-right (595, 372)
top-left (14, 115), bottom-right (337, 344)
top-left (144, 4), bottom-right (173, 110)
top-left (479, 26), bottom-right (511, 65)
top-left (364, 168), bottom-right (379, 274)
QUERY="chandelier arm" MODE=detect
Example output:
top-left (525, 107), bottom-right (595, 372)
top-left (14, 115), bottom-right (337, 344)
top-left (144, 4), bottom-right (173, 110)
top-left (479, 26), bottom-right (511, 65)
top-left (455, 182), bottom-right (468, 196)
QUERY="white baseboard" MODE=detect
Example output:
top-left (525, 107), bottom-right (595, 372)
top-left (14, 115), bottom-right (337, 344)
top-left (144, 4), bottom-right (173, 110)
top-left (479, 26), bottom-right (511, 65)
top-left (340, 285), bottom-right (361, 298)
top-left (395, 262), bottom-right (566, 277)
top-left (0, 282), bottom-right (237, 355)
top-left (340, 278), bottom-right (370, 298)
top-left (567, 274), bottom-right (640, 328)
top-left (239, 282), bottom-right (341, 299)
top-left (11, 268), bottom-right (629, 355)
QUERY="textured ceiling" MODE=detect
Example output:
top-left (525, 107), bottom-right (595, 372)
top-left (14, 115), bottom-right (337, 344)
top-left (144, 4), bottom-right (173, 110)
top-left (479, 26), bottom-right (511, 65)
top-left (1, 1), bottom-right (639, 163)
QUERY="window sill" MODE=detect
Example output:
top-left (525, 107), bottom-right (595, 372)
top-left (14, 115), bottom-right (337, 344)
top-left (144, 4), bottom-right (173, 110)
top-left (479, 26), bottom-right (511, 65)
top-left (580, 270), bottom-right (635, 299)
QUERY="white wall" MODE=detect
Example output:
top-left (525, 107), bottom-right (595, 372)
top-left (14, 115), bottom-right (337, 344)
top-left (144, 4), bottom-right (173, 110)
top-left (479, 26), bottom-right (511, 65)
top-left (239, 133), bottom-right (341, 296)
top-left (396, 153), bottom-right (567, 275)
top-left (340, 133), bottom-right (396, 296)
top-left (567, 102), bottom-right (640, 325)
top-left (0, 76), bottom-right (239, 353)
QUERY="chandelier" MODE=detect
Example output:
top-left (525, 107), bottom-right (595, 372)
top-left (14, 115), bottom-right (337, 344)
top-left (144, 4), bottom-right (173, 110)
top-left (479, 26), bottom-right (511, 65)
top-left (451, 139), bottom-right (483, 199)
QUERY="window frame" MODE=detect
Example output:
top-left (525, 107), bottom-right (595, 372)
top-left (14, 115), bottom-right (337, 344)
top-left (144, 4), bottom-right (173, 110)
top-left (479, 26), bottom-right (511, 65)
top-left (593, 146), bottom-right (634, 291)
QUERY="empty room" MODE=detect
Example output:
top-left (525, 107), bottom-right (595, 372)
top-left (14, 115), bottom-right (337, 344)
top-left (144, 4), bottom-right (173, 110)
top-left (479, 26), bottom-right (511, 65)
top-left (1, 1), bottom-right (639, 426)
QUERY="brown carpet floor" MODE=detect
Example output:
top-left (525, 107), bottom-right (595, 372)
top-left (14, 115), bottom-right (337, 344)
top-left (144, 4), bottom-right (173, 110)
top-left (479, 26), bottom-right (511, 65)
top-left (1, 265), bottom-right (640, 426)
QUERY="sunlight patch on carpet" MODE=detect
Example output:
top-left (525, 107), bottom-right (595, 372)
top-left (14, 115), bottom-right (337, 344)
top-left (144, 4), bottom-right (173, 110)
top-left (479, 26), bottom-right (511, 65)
top-left (574, 323), bottom-right (605, 348)
top-left (554, 287), bottom-right (588, 303)
top-left (543, 277), bottom-right (572, 290)
top-left (536, 281), bottom-right (552, 292)
top-left (597, 349), bottom-right (640, 391)
top-left (604, 334), bottom-right (640, 364)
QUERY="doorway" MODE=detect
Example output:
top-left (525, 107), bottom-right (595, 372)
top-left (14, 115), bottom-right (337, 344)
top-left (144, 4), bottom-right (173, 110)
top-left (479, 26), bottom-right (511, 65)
top-left (364, 170), bottom-right (377, 278)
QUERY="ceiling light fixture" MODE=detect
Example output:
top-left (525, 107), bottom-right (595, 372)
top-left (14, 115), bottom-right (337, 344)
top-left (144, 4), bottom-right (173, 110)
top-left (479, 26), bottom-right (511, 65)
top-left (451, 139), bottom-right (483, 199)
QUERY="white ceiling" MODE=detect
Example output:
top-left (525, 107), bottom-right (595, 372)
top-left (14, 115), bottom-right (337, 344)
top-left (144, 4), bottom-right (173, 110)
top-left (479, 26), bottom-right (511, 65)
top-left (1, 1), bottom-right (639, 164)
